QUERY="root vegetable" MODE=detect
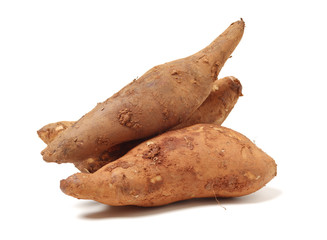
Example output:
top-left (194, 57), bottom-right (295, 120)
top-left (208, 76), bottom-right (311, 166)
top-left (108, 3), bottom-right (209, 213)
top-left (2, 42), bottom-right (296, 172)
top-left (60, 124), bottom-right (277, 207)
top-left (39, 76), bottom-right (242, 172)
top-left (41, 20), bottom-right (245, 164)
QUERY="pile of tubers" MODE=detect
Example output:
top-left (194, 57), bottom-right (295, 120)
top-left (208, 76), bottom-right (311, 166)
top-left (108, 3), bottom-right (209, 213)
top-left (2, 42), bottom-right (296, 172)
top-left (38, 19), bottom-right (277, 207)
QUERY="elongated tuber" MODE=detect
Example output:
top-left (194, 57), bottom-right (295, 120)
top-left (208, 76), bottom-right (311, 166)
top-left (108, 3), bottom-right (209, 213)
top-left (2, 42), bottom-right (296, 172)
top-left (41, 20), bottom-right (245, 164)
top-left (60, 124), bottom-right (277, 207)
top-left (39, 76), bottom-right (243, 172)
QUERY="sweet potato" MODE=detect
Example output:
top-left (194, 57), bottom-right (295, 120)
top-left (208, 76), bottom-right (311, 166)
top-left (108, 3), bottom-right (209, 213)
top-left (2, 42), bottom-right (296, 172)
top-left (39, 76), bottom-right (242, 172)
top-left (41, 20), bottom-right (245, 164)
top-left (60, 124), bottom-right (277, 207)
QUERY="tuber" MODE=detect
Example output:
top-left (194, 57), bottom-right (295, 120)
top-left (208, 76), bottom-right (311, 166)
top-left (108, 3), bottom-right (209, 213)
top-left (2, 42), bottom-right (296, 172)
top-left (38, 76), bottom-right (243, 172)
top-left (60, 124), bottom-right (277, 207)
top-left (41, 20), bottom-right (245, 164)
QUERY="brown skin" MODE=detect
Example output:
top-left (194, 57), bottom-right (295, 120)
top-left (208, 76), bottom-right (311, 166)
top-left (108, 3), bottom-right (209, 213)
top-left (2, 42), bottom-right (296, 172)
top-left (172, 76), bottom-right (242, 129)
top-left (41, 20), bottom-right (245, 164)
top-left (39, 76), bottom-right (243, 172)
top-left (60, 124), bottom-right (277, 207)
top-left (37, 121), bottom-right (74, 145)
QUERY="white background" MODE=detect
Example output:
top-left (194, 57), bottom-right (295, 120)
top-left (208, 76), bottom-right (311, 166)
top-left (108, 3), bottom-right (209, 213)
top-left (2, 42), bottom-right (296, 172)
top-left (1, 0), bottom-right (326, 239)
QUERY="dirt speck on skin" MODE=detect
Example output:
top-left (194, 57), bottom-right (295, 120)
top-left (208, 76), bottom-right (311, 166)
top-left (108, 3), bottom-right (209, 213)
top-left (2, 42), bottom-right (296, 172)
top-left (205, 174), bottom-right (249, 192)
top-left (184, 136), bottom-right (194, 150)
top-left (211, 62), bottom-right (221, 80)
top-left (142, 143), bottom-right (163, 164)
top-left (198, 55), bottom-right (209, 64)
top-left (202, 57), bottom-right (209, 64)
top-left (118, 108), bottom-right (141, 128)
top-left (72, 138), bottom-right (84, 147)
top-left (162, 108), bottom-right (169, 120)
top-left (105, 161), bottom-right (132, 172)
top-left (147, 175), bottom-right (164, 193)
top-left (161, 137), bottom-right (179, 151)
top-left (96, 137), bottom-right (110, 145)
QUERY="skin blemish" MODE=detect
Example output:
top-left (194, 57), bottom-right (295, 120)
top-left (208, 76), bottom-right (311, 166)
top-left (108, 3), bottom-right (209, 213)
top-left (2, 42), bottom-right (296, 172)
top-left (118, 108), bottom-right (140, 128)
top-left (244, 171), bottom-right (260, 180)
top-left (212, 85), bottom-right (219, 91)
top-left (55, 125), bottom-right (64, 131)
top-left (150, 175), bottom-right (162, 184)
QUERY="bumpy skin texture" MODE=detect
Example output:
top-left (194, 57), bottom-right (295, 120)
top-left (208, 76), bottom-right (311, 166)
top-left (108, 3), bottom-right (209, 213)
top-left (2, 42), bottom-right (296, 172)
top-left (60, 124), bottom-right (277, 207)
top-left (38, 76), bottom-right (243, 172)
top-left (37, 121), bottom-right (74, 145)
top-left (41, 20), bottom-right (245, 164)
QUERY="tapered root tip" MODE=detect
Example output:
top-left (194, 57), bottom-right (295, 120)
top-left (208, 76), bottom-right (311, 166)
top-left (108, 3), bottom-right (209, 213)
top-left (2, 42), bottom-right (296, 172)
top-left (41, 146), bottom-right (56, 163)
top-left (60, 174), bottom-right (82, 196)
top-left (60, 173), bottom-right (92, 199)
top-left (37, 128), bottom-right (51, 145)
top-left (227, 76), bottom-right (243, 96)
top-left (41, 138), bottom-right (74, 163)
top-left (239, 18), bottom-right (245, 26)
top-left (271, 161), bottom-right (277, 178)
top-left (231, 18), bottom-right (245, 29)
top-left (60, 179), bottom-right (70, 195)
